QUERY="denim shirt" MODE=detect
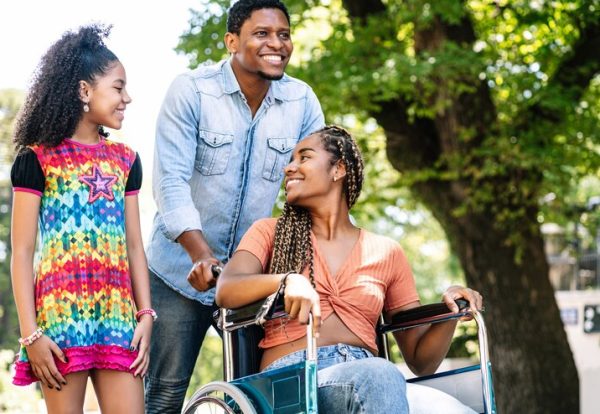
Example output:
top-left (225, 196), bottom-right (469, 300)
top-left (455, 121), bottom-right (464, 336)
top-left (146, 59), bottom-right (324, 304)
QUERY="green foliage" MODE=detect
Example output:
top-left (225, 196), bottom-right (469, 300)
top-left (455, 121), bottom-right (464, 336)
top-left (187, 329), bottom-right (223, 398)
top-left (0, 89), bottom-right (23, 350)
top-left (176, 1), bottom-right (600, 216)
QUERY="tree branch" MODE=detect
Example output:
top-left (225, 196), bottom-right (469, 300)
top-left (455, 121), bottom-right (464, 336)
top-left (522, 16), bottom-right (600, 127)
top-left (341, 0), bottom-right (386, 19)
top-left (413, 13), bottom-right (496, 152)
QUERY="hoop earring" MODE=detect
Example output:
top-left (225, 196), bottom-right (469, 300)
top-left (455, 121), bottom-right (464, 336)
top-left (83, 103), bottom-right (90, 112)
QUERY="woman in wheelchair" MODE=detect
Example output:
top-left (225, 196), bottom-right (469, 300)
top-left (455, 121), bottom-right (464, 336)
top-left (216, 125), bottom-right (483, 413)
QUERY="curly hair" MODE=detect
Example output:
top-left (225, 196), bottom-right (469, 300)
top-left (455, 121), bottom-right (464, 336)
top-left (13, 24), bottom-right (118, 152)
top-left (268, 126), bottom-right (365, 286)
top-left (227, 0), bottom-right (290, 35)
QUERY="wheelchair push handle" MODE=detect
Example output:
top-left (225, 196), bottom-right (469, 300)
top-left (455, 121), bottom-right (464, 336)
top-left (455, 298), bottom-right (469, 311)
top-left (211, 264), bottom-right (223, 278)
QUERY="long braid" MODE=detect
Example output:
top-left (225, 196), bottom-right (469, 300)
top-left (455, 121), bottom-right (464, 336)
top-left (269, 204), bottom-right (315, 286)
top-left (268, 126), bottom-right (364, 287)
top-left (321, 126), bottom-right (364, 208)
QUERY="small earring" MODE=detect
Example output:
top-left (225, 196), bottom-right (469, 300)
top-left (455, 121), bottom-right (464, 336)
top-left (333, 176), bottom-right (337, 182)
top-left (83, 103), bottom-right (90, 112)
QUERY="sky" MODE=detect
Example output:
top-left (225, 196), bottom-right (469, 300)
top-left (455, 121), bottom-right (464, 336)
top-left (0, 0), bottom-right (209, 234)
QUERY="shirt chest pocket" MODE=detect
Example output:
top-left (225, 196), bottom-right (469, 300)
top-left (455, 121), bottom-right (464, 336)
top-left (262, 137), bottom-right (296, 182)
top-left (195, 130), bottom-right (234, 176)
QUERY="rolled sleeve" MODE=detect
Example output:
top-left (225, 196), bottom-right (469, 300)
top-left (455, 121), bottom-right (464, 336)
top-left (153, 74), bottom-right (203, 241)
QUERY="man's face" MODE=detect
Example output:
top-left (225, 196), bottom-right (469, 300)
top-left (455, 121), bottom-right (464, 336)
top-left (227, 8), bottom-right (293, 81)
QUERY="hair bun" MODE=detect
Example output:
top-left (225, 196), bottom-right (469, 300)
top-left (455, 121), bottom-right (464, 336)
top-left (76, 24), bottom-right (112, 51)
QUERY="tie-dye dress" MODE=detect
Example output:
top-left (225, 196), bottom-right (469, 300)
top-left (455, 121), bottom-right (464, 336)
top-left (10, 137), bottom-right (142, 385)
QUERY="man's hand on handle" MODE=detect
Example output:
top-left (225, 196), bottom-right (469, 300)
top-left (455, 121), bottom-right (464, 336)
top-left (187, 259), bottom-right (222, 292)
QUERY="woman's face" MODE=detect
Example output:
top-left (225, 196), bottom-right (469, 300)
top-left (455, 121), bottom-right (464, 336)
top-left (284, 134), bottom-right (339, 207)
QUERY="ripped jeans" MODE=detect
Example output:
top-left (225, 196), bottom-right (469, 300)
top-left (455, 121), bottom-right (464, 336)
top-left (264, 343), bottom-right (409, 414)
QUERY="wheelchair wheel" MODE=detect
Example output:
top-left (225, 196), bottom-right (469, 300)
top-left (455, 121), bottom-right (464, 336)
top-left (183, 381), bottom-right (257, 414)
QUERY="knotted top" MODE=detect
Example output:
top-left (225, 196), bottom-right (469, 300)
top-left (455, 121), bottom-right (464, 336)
top-left (236, 218), bottom-right (419, 350)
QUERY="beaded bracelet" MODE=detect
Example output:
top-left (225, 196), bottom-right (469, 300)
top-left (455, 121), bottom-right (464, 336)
top-left (18, 327), bottom-right (43, 346)
top-left (136, 308), bottom-right (157, 322)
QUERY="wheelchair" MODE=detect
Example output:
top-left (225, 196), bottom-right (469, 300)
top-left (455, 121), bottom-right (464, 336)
top-left (183, 293), bottom-right (496, 414)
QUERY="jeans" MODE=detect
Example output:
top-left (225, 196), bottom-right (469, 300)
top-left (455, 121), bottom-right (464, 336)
top-left (144, 270), bottom-right (218, 414)
top-left (264, 344), bottom-right (409, 414)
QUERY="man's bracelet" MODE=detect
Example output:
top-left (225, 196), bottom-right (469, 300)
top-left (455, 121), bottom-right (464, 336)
top-left (18, 327), bottom-right (43, 346)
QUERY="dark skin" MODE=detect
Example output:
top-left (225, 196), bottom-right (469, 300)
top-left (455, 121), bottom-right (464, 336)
top-left (216, 135), bottom-right (484, 374)
top-left (186, 7), bottom-right (294, 290)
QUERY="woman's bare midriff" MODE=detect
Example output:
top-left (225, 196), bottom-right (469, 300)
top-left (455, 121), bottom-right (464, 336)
top-left (260, 312), bottom-right (375, 370)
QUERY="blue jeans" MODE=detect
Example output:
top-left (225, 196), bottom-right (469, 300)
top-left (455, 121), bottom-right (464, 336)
top-left (144, 270), bottom-right (218, 414)
top-left (264, 344), bottom-right (409, 414)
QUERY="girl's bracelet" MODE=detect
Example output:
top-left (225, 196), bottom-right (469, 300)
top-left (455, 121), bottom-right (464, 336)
top-left (18, 327), bottom-right (43, 346)
top-left (135, 308), bottom-right (157, 322)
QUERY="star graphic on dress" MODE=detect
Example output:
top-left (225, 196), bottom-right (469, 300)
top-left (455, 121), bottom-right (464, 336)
top-left (79, 165), bottom-right (118, 203)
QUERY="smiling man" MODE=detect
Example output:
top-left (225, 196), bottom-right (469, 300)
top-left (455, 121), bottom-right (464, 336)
top-left (144, 1), bottom-right (324, 412)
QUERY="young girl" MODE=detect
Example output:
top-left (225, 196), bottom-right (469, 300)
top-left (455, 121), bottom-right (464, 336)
top-left (10, 25), bottom-right (153, 413)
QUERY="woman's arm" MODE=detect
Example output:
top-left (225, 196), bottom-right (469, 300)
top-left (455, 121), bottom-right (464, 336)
top-left (11, 192), bottom-right (67, 388)
top-left (215, 250), bottom-right (284, 308)
top-left (11, 192), bottom-right (41, 346)
top-left (124, 195), bottom-right (152, 376)
top-left (216, 251), bottom-right (321, 328)
top-left (389, 286), bottom-right (483, 376)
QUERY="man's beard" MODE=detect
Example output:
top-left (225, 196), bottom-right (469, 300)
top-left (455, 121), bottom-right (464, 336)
top-left (258, 70), bottom-right (284, 81)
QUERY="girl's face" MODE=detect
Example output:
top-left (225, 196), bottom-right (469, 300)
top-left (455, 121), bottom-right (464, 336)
top-left (284, 134), bottom-right (342, 208)
top-left (85, 61), bottom-right (131, 130)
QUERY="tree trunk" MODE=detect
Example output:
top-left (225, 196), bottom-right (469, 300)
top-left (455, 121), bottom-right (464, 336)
top-left (376, 92), bottom-right (580, 414)
top-left (413, 179), bottom-right (579, 413)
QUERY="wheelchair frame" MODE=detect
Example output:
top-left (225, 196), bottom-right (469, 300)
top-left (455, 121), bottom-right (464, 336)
top-left (183, 296), bottom-right (496, 414)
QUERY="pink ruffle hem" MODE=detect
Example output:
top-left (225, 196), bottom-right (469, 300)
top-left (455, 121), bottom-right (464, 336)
top-left (12, 344), bottom-right (138, 386)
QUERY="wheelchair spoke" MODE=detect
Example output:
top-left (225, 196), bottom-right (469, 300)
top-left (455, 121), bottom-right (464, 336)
top-left (183, 381), bottom-right (257, 414)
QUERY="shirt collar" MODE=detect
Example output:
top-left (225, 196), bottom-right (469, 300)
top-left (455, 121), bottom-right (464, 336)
top-left (222, 58), bottom-right (285, 103)
top-left (222, 59), bottom-right (241, 94)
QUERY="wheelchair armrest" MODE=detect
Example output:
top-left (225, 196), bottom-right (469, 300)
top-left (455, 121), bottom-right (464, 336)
top-left (377, 299), bottom-right (471, 335)
top-left (218, 291), bottom-right (287, 331)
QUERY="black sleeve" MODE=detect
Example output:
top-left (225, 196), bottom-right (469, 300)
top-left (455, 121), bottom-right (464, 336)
top-left (125, 153), bottom-right (142, 194)
top-left (10, 149), bottom-right (45, 194)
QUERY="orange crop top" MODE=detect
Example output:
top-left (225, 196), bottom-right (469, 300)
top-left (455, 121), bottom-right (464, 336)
top-left (236, 218), bottom-right (419, 350)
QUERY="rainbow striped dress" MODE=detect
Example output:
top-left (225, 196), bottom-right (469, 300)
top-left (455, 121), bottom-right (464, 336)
top-left (11, 138), bottom-right (142, 385)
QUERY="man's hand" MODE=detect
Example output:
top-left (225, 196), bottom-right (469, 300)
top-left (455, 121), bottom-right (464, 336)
top-left (187, 258), bottom-right (221, 291)
top-left (177, 230), bottom-right (221, 292)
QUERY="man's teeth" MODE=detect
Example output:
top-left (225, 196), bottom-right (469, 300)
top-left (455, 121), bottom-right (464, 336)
top-left (263, 55), bottom-right (281, 62)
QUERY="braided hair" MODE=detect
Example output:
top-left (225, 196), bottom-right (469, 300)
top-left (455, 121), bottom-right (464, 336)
top-left (14, 24), bottom-right (118, 152)
top-left (268, 126), bottom-right (365, 286)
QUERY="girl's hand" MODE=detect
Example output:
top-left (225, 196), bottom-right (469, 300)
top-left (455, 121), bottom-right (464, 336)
top-left (26, 335), bottom-right (67, 390)
top-left (442, 285), bottom-right (484, 319)
top-left (283, 273), bottom-right (322, 333)
top-left (129, 316), bottom-right (152, 377)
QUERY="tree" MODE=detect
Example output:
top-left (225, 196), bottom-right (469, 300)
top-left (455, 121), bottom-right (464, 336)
top-left (0, 89), bottom-right (23, 350)
top-left (178, 1), bottom-right (600, 411)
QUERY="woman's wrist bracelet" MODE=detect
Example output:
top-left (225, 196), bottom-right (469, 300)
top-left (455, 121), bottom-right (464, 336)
top-left (135, 308), bottom-right (157, 322)
top-left (278, 271), bottom-right (294, 295)
top-left (18, 327), bottom-right (43, 346)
